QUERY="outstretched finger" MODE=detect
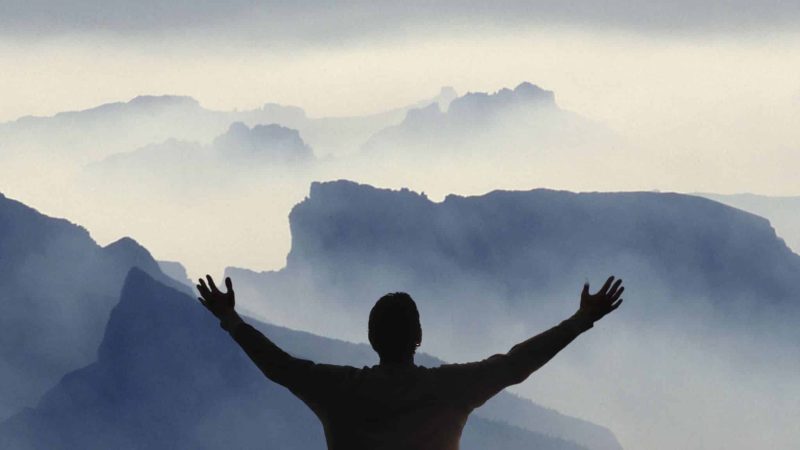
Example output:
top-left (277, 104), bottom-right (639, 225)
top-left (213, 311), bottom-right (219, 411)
top-left (582, 282), bottom-right (590, 296)
top-left (598, 276), bottom-right (615, 295)
top-left (608, 279), bottom-right (623, 298)
top-left (610, 299), bottom-right (623, 311)
top-left (206, 275), bottom-right (220, 294)
top-left (197, 279), bottom-right (211, 297)
top-left (225, 277), bottom-right (234, 294)
top-left (610, 286), bottom-right (625, 302)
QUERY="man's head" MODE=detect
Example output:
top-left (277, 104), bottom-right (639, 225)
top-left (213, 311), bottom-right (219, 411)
top-left (368, 292), bottom-right (422, 363)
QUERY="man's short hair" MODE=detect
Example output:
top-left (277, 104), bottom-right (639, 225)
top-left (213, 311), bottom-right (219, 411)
top-left (368, 292), bottom-right (422, 362)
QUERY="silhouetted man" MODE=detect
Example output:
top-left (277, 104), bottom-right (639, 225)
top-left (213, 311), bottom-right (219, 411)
top-left (197, 275), bottom-right (624, 450)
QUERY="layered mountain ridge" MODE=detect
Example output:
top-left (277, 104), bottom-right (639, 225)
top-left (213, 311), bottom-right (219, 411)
top-left (0, 192), bottom-right (182, 419)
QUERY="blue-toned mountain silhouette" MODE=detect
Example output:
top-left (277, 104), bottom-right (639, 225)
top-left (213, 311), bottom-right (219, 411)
top-left (699, 192), bottom-right (800, 255)
top-left (0, 87), bottom-right (456, 162)
top-left (0, 193), bottom-right (183, 420)
top-left (0, 269), bottom-right (618, 450)
top-left (231, 181), bottom-right (800, 338)
top-left (157, 260), bottom-right (194, 288)
top-left (361, 82), bottom-right (614, 158)
top-left (88, 121), bottom-right (314, 184)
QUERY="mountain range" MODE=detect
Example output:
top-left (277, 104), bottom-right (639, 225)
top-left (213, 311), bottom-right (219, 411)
top-left (226, 180), bottom-right (800, 450)
top-left (86, 121), bottom-right (315, 187)
top-left (0, 82), bottom-right (625, 277)
top-left (230, 180), bottom-right (800, 345)
top-left (362, 82), bottom-right (615, 160)
top-left (0, 193), bottom-right (183, 420)
top-left (0, 192), bottom-right (619, 450)
top-left (0, 87), bottom-right (457, 163)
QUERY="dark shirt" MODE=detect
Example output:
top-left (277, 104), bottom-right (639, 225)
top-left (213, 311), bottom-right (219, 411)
top-left (226, 313), bottom-right (594, 450)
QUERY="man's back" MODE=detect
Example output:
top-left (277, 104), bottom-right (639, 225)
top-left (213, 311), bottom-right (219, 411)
top-left (313, 364), bottom-right (472, 450)
top-left (229, 316), bottom-right (594, 450)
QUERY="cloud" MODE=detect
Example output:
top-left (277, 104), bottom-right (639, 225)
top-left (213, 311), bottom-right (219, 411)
top-left (1, 1), bottom-right (798, 40)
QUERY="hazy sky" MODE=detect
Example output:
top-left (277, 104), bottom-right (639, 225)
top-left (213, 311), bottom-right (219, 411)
top-left (3, 22), bottom-right (798, 193)
top-left (1, 1), bottom-right (798, 123)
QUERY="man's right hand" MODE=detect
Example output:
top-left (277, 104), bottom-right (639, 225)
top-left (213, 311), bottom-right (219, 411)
top-left (197, 275), bottom-right (236, 319)
top-left (578, 276), bottom-right (624, 323)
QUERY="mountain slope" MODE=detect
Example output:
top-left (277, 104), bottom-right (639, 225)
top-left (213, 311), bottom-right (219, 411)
top-left (698, 192), bottom-right (800, 255)
top-left (0, 193), bottom-right (181, 419)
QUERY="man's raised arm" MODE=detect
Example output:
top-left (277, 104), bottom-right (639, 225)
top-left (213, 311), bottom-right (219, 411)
top-left (196, 275), bottom-right (328, 394)
top-left (501, 276), bottom-right (624, 383)
top-left (441, 276), bottom-right (625, 408)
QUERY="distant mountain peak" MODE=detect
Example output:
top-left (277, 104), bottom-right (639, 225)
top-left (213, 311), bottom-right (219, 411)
top-left (213, 121), bottom-right (313, 161)
top-left (104, 236), bottom-right (149, 253)
top-left (513, 82), bottom-right (555, 101)
top-left (260, 102), bottom-right (307, 121)
top-left (379, 82), bottom-right (558, 138)
top-left (103, 237), bottom-right (162, 274)
top-left (127, 95), bottom-right (200, 109)
top-left (447, 82), bottom-right (556, 118)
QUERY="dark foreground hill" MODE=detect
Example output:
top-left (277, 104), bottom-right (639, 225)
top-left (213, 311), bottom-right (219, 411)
top-left (0, 269), bottom-right (618, 450)
top-left (0, 193), bottom-right (181, 420)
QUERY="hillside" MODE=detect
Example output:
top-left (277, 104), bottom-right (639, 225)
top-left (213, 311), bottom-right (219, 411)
top-left (0, 193), bottom-right (181, 419)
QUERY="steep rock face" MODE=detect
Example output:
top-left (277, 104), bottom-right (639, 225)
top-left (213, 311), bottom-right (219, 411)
top-left (284, 181), bottom-right (800, 315)
top-left (699, 193), bottom-right (800, 255)
top-left (0, 269), bottom-right (609, 450)
top-left (0, 193), bottom-right (180, 419)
